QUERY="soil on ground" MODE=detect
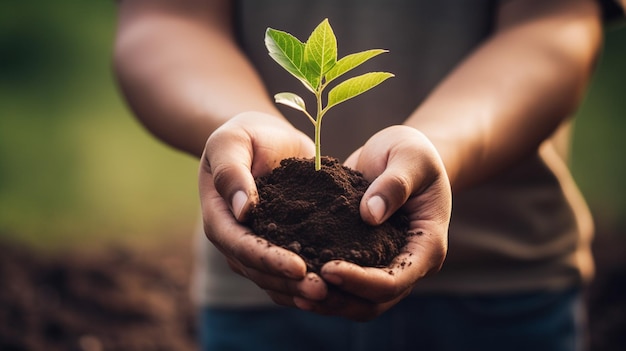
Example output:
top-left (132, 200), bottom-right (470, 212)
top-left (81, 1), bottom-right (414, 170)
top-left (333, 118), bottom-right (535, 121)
top-left (0, 240), bottom-right (197, 351)
top-left (248, 157), bottom-right (410, 273)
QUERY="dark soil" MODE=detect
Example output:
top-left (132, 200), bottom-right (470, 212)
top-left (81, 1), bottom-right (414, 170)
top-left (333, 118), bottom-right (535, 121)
top-left (0, 240), bottom-right (197, 351)
top-left (248, 157), bottom-right (410, 273)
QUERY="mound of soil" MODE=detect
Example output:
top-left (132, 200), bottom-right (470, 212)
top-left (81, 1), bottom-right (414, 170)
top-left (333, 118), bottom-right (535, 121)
top-left (248, 157), bottom-right (410, 273)
top-left (0, 240), bottom-right (197, 351)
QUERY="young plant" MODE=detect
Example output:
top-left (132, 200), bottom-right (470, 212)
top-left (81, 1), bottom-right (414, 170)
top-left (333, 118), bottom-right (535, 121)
top-left (265, 18), bottom-right (394, 171)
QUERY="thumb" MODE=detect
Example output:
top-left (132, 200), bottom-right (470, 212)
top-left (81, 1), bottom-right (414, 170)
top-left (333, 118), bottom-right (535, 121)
top-left (211, 162), bottom-right (257, 222)
top-left (360, 169), bottom-right (414, 226)
top-left (357, 127), bottom-right (443, 226)
top-left (199, 131), bottom-right (258, 222)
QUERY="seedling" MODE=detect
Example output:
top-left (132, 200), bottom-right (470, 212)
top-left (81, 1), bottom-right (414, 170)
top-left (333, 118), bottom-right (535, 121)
top-left (265, 19), bottom-right (394, 171)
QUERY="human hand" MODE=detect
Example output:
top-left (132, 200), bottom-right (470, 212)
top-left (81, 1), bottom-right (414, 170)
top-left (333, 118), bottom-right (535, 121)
top-left (198, 111), bottom-right (328, 304)
top-left (293, 125), bottom-right (452, 321)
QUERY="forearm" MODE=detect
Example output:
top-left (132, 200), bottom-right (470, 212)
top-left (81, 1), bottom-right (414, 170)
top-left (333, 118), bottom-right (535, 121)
top-left (114, 0), bottom-right (280, 157)
top-left (405, 0), bottom-right (602, 192)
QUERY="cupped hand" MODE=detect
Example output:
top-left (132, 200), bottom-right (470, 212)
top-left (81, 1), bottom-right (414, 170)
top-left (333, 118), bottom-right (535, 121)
top-left (198, 111), bottom-right (327, 305)
top-left (294, 125), bottom-right (452, 321)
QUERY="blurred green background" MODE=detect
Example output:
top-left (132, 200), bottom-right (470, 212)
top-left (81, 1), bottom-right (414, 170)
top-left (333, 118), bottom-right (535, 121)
top-left (0, 1), bottom-right (199, 250)
top-left (1, 1), bottom-right (625, 251)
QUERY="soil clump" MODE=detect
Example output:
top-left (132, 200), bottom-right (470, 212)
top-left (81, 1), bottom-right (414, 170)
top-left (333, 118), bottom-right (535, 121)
top-left (248, 156), bottom-right (410, 273)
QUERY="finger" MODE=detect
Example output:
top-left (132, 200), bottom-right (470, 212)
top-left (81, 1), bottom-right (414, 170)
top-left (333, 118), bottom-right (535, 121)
top-left (224, 226), bottom-right (309, 280)
top-left (343, 147), bottom-right (362, 169)
top-left (266, 291), bottom-right (298, 308)
top-left (245, 270), bottom-right (328, 301)
top-left (200, 174), bottom-right (307, 280)
top-left (320, 261), bottom-right (407, 303)
top-left (359, 130), bottom-right (443, 226)
top-left (320, 232), bottom-right (445, 303)
top-left (201, 126), bottom-right (258, 222)
top-left (202, 114), bottom-right (316, 221)
top-left (294, 289), bottom-right (405, 322)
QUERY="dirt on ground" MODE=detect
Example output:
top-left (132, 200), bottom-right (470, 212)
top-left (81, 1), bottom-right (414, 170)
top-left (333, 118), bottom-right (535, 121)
top-left (0, 229), bottom-right (624, 351)
top-left (0, 239), bottom-right (198, 351)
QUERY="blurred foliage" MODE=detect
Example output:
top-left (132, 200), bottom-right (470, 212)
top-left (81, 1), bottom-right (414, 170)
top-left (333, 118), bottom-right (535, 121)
top-left (0, 1), bottom-right (198, 249)
top-left (572, 24), bottom-right (626, 230)
top-left (0, 2), bottom-right (624, 250)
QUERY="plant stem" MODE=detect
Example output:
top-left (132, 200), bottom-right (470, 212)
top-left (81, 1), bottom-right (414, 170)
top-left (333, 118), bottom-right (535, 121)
top-left (315, 120), bottom-right (321, 170)
top-left (314, 89), bottom-right (323, 171)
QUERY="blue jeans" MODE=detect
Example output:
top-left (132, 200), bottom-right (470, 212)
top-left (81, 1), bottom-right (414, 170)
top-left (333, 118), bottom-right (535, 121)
top-left (199, 288), bottom-right (585, 351)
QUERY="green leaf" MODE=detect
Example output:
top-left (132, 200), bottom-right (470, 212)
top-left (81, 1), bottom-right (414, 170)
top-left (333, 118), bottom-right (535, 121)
top-left (304, 18), bottom-right (337, 89)
top-left (326, 72), bottom-right (394, 113)
top-left (274, 92), bottom-right (307, 113)
top-left (325, 49), bottom-right (388, 85)
top-left (274, 92), bottom-right (315, 124)
top-left (265, 28), bottom-right (315, 92)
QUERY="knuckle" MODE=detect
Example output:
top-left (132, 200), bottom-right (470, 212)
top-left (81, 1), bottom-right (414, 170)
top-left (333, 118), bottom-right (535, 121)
top-left (384, 173), bottom-right (413, 203)
top-left (211, 162), bottom-right (241, 193)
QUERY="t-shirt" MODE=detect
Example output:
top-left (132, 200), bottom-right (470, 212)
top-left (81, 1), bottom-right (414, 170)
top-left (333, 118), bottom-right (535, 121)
top-left (192, 0), bottom-right (597, 306)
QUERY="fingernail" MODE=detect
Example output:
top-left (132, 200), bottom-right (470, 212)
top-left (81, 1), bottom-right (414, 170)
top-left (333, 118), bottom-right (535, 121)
top-left (367, 195), bottom-right (386, 223)
top-left (232, 190), bottom-right (248, 220)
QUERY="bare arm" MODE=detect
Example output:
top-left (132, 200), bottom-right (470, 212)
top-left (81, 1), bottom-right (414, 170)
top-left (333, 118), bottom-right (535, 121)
top-left (114, 0), bottom-right (280, 156)
top-left (115, 0), bottom-right (320, 304)
top-left (113, 0), bottom-right (605, 321)
top-left (405, 0), bottom-right (603, 192)
top-left (313, 0), bottom-right (603, 320)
